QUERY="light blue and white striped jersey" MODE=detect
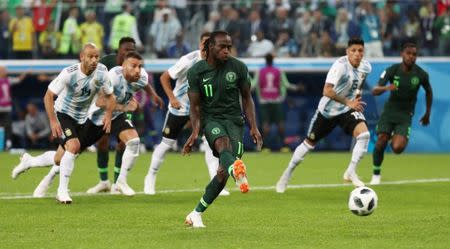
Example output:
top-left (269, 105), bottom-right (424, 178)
top-left (167, 50), bottom-right (202, 116)
top-left (88, 66), bottom-right (148, 125)
top-left (318, 56), bottom-right (372, 118)
top-left (49, 63), bottom-right (113, 124)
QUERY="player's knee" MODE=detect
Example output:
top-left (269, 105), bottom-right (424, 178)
top-left (216, 167), bottom-right (228, 183)
top-left (356, 131), bottom-right (370, 151)
top-left (116, 141), bottom-right (126, 151)
top-left (161, 137), bottom-right (176, 148)
top-left (391, 143), bottom-right (405, 154)
top-left (65, 140), bottom-right (81, 153)
top-left (214, 137), bottom-right (231, 153)
top-left (125, 137), bottom-right (140, 156)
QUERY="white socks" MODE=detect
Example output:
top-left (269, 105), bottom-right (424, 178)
top-left (58, 152), bottom-right (75, 193)
top-left (346, 131), bottom-right (370, 173)
top-left (27, 151), bottom-right (56, 168)
top-left (203, 142), bottom-right (219, 180)
top-left (118, 138), bottom-right (140, 181)
top-left (148, 137), bottom-right (175, 175)
top-left (287, 141), bottom-right (314, 171)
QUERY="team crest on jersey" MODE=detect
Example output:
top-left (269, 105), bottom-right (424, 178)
top-left (164, 127), bottom-right (170, 135)
top-left (308, 132), bottom-right (315, 140)
top-left (225, 72), bottom-right (237, 83)
top-left (411, 76), bottom-right (420, 86)
top-left (65, 128), bottom-right (72, 137)
top-left (359, 72), bottom-right (367, 80)
top-left (212, 127), bottom-right (221, 135)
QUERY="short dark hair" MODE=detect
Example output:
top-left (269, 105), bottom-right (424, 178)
top-left (203, 30), bottom-right (230, 59)
top-left (119, 37), bottom-right (136, 48)
top-left (348, 37), bottom-right (364, 47)
top-left (200, 31), bottom-right (211, 40)
top-left (124, 51), bottom-right (143, 61)
top-left (402, 42), bottom-right (417, 51)
top-left (265, 53), bottom-right (273, 66)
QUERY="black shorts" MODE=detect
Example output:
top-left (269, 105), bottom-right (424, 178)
top-left (78, 113), bottom-right (136, 150)
top-left (161, 112), bottom-right (190, 140)
top-left (56, 112), bottom-right (103, 151)
top-left (306, 110), bottom-right (367, 143)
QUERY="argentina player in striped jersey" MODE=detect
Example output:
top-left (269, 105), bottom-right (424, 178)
top-left (276, 37), bottom-right (372, 193)
top-left (45, 43), bottom-right (115, 203)
top-left (143, 32), bottom-right (230, 196)
top-left (87, 51), bottom-right (151, 196)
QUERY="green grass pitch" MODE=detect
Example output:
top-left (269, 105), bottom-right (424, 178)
top-left (0, 151), bottom-right (449, 248)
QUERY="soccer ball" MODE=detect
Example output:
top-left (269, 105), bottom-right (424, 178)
top-left (348, 186), bottom-right (378, 216)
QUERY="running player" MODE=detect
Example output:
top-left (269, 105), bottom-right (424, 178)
top-left (276, 37), bottom-right (372, 193)
top-left (183, 31), bottom-right (262, 228)
top-left (370, 42), bottom-right (433, 185)
top-left (143, 32), bottom-right (229, 196)
top-left (44, 43), bottom-right (115, 203)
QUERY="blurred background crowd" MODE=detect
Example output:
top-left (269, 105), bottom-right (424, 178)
top-left (1, 0), bottom-right (450, 60)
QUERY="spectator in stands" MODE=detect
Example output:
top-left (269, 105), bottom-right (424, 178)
top-left (149, 8), bottom-right (181, 58)
top-left (437, 0), bottom-right (450, 16)
top-left (248, 9), bottom-right (268, 37)
top-left (11, 110), bottom-right (26, 149)
top-left (25, 102), bottom-right (51, 149)
top-left (334, 8), bottom-right (361, 55)
top-left (252, 53), bottom-right (298, 151)
top-left (203, 10), bottom-right (220, 33)
top-left (103, 0), bottom-right (124, 48)
top-left (168, 0), bottom-right (188, 27)
top-left (31, 0), bottom-right (56, 34)
top-left (358, 1), bottom-right (383, 57)
top-left (310, 8), bottom-right (334, 40)
top-left (300, 31), bottom-right (321, 57)
top-left (401, 11), bottom-right (421, 44)
top-left (58, 6), bottom-right (80, 58)
top-left (435, 6), bottom-right (450, 56)
top-left (320, 31), bottom-right (336, 57)
top-left (9, 5), bottom-right (36, 59)
top-left (109, 2), bottom-right (143, 52)
top-left (267, 7), bottom-right (294, 42)
top-left (38, 20), bottom-right (60, 58)
top-left (79, 9), bottom-right (104, 53)
top-left (167, 32), bottom-right (190, 58)
top-left (247, 30), bottom-right (274, 57)
top-left (0, 10), bottom-right (11, 59)
top-left (0, 66), bottom-right (12, 150)
top-left (138, 0), bottom-right (156, 48)
top-left (266, 0), bottom-right (291, 13)
top-left (293, 8), bottom-right (312, 54)
top-left (274, 29), bottom-right (298, 57)
top-left (419, 1), bottom-right (437, 56)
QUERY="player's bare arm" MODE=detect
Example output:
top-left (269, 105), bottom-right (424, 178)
top-left (372, 84), bottom-right (397, 96)
top-left (144, 84), bottom-right (164, 109)
top-left (43, 89), bottom-right (62, 138)
top-left (240, 84), bottom-right (262, 149)
top-left (421, 88), bottom-right (433, 126)
top-left (182, 91), bottom-right (201, 155)
top-left (160, 71), bottom-right (181, 109)
top-left (102, 92), bottom-right (115, 133)
top-left (323, 83), bottom-right (366, 112)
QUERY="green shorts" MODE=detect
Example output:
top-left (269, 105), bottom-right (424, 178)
top-left (376, 112), bottom-right (412, 138)
top-left (203, 119), bottom-right (244, 159)
top-left (259, 103), bottom-right (284, 124)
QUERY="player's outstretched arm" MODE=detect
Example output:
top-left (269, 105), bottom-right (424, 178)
top-left (241, 84), bottom-right (263, 150)
top-left (102, 93), bottom-right (115, 133)
top-left (144, 85), bottom-right (164, 109)
top-left (182, 92), bottom-right (201, 155)
top-left (372, 84), bottom-right (396, 96)
top-left (160, 71), bottom-right (181, 109)
top-left (420, 87), bottom-right (433, 126)
top-left (323, 83), bottom-right (366, 112)
top-left (44, 89), bottom-right (62, 138)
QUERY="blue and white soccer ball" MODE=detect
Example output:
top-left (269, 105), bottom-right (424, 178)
top-left (348, 186), bottom-right (378, 216)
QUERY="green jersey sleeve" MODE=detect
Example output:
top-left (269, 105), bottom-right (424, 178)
top-left (238, 62), bottom-right (251, 89)
top-left (377, 65), bottom-right (394, 86)
top-left (187, 67), bottom-right (200, 93)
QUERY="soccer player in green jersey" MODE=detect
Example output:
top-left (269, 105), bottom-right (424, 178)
top-left (370, 42), bottom-right (433, 185)
top-left (182, 30), bottom-right (262, 228)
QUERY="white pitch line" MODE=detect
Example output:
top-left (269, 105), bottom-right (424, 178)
top-left (1, 178), bottom-right (449, 200)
